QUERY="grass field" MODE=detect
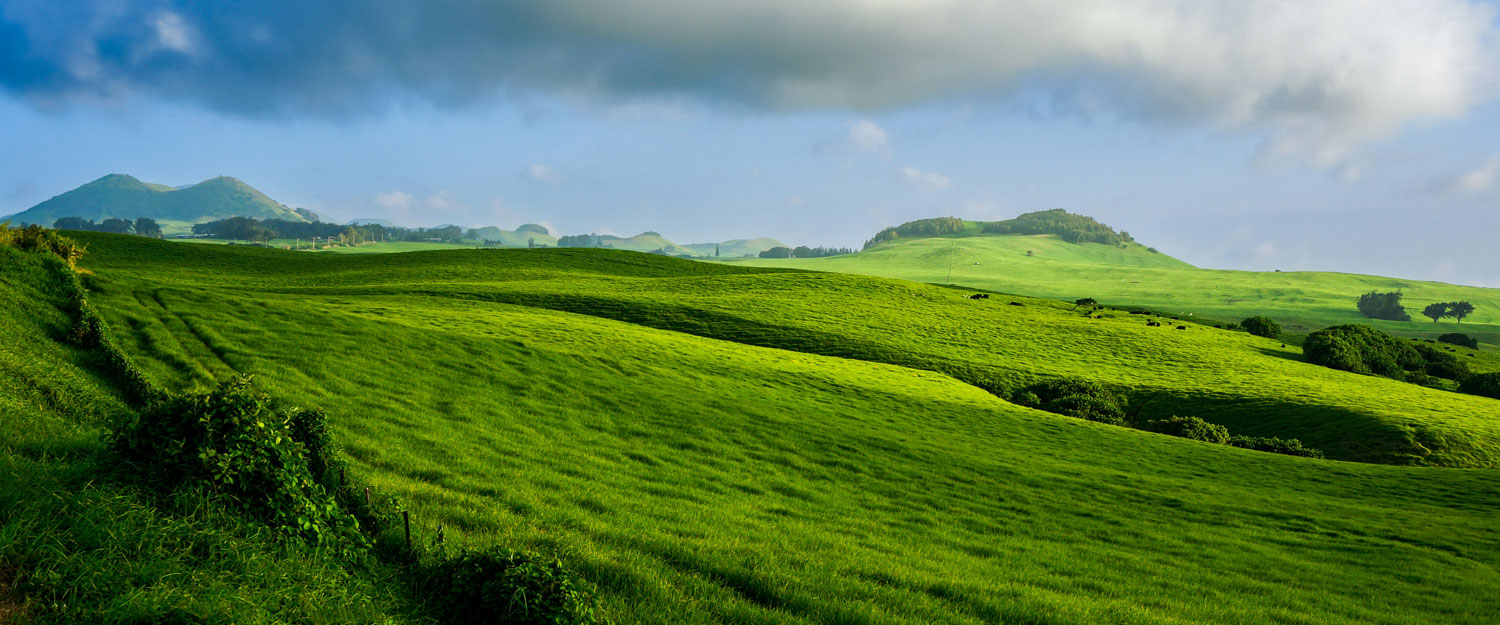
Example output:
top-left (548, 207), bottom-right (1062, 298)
top-left (729, 233), bottom-right (1500, 346)
top-left (13, 231), bottom-right (1491, 623)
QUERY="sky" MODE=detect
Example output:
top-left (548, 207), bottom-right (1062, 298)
top-left (2, 1), bottom-right (1500, 286)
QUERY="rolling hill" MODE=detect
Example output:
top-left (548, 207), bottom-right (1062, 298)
top-left (6, 174), bottom-right (315, 232)
top-left (12, 231), bottom-right (1490, 623)
top-left (733, 218), bottom-right (1500, 346)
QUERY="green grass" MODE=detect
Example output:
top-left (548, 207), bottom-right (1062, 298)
top-left (729, 233), bottom-right (1500, 346)
top-left (0, 244), bottom-right (419, 624)
top-left (38, 232), bottom-right (1500, 624)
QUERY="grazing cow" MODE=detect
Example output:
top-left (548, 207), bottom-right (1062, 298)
top-left (1009, 302), bottom-right (1023, 306)
top-left (1176, 325), bottom-right (1187, 330)
top-left (1147, 321), bottom-right (1160, 327)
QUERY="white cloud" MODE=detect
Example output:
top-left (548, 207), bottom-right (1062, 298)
top-left (373, 191), bottom-right (413, 210)
top-left (1453, 157), bottom-right (1500, 193)
top-left (151, 11), bottom-right (196, 55)
top-left (849, 119), bottom-right (889, 153)
top-left (523, 164), bottom-right (565, 185)
top-left (900, 166), bottom-right (953, 191)
top-left (424, 191), bottom-right (463, 212)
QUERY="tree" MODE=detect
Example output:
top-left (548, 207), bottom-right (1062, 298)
top-left (134, 217), bottom-right (163, 238)
top-left (528, 237), bottom-right (536, 249)
top-left (1240, 316), bottom-right (1281, 339)
top-left (1356, 291), bottom-right (1410, 322)
top-left (758, 247), bottom-right (793, 259)
top-left (1073, 297), bottom-right (1097, 310)
top-left (1422, 302), bottom-right (1450, 323)
top-left (1450, 301), bottom-right (1475, 323)
top-left (53, 217), bottom-right (91, 231)
top-left (715, 244), bottom-right (720, 258)
top-left (98, 218), bottom-right (134, 234)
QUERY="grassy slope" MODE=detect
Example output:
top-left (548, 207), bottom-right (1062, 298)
top-left (61, 233), bottom-right (1500, 624)
top-left (75, 233), bottom-right (1500, 467)
top-left (0, 245), bottom-right (416, 624)
top-left (731, 234), bottom-right (1500, 345)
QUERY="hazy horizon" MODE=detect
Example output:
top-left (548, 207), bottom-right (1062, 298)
top-left (4, 1), bottom-right (1500, 286)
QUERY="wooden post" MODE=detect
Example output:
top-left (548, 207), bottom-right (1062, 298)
top-left (364, 486), bottom-right (370, 505)
top-left (403, 511), bottom-right (411, 550)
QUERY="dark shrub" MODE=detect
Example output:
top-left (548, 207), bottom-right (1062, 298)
top-left (1459, 372), bottom-right (1500, 400)
top-left (1356, 290), bottom-right (1411, 321)
top-left (1303, 324), bottom-right (1424, 380)
top-left (108, 377), bottom-right (357, 546)
top-left (1143, 416), bottom-right (1230, 444)
top-left (1438, 333), bottom-right (1480, 349)
top-left (1240, 316), bottom-right (1281, 339)
top-left (1229, 436), bottom-right (1324, 459)
top-left (421, 549), bottom-right (602, 625)
top-left (1414, 344), bottom-right (1470, 381)
top-left (1013, 379), bottom-right (1128, 426)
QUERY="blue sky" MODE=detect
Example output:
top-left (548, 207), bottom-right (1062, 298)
top-left (3, 1), bottom-right (1500, 286)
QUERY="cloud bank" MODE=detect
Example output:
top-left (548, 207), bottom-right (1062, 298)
top-left (2, 1), bottom-right (1496, 163)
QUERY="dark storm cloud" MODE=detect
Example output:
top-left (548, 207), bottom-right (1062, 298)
top-left (2, 1), bottom-right (1497, 163)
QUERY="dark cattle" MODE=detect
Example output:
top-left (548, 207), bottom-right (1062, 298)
top-left (1008, 302), bottom-right (1023, 306)
top-left (1147, 321), bottom-right (1160, 327)
top-left (968, 294), bottom-right (984, 300)
top-left (1280, 344), bottom-right (1286, 348)
top-left (1176, 325), bottom-right (1187, 330)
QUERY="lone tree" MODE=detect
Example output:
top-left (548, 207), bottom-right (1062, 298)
top-left (1422, 302), bottom-right (1450, 323)
top-left (1450, 301), bottom-right (1476, 323)
top-left (1073, 297), bottom-right (1097, 310)
top-left (1240, 316), bottom-right (1281, 339)
top-left (1356, 290), bottom-right (1410, 322)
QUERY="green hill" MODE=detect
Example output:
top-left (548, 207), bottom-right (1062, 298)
top-left (558, 232), bottom-right (784, 256)
top-left (734, 222), bottom-right (1500, 346)
top-left (469, 224), bottom-right (560, 247)
top-left (6, 174), bottom-right (310, 231)
top-left (26, 231), bottom-right (1496, 624)
top-left (678, 237), bottom-right (788, 258)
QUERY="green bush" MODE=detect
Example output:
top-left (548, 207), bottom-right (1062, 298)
top-left (107, 377), bottom-right (358, 546)
top-left (420, 548), bottom-right (602, 625)
top-left (1143, 416), bottom-right (1230, 444)
top-left (1414, 344), bottom-right (1470, 381)
top-left (1229, 436), bottom-right (1325, 459)
top-left (1013, 379), bottom-right (1128, 426)
top-left (0, 222), bottom-right (86, 270)
top-left (1459, 372), bottom-right (1500, 400)
top-left (1304, 324), bottom-right (1416, 378)
top-left (1438, 333), bottom-right (1479, 349)
top-left (1239, 316), bottom-right (1281, 339)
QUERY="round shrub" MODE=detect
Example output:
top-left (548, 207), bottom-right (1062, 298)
top-left (1414, 344), bottom-right (1469, 381)
top-left (421, 548), bottom-right (602, 625)
top-left (1014, 378), bottom-right (1128, 426)
top-left (1239, 316), bottom-right (1281, 339)
top-left (1459, 372), bottom-right (1500, 400)
top-left (1303, 324), bottom-right (1423, 379)
top-left (1143, 416), bottom-right (1230, 444)
top-left (107, 377), bottom-right (356, 546)
top-left (1229, 435), bottom-right (1325, 459)
top-left (1438, 333), bottom-right (1480, 349)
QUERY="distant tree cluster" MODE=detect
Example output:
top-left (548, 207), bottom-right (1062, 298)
top-left (1421, 301), bottom-right (1476, 324)
top-left (980, 209), bottom-right (1134, 245)
top-left (862, 217), bottom-right (965, 249)
top-left (1356, 291), bottom-right (1411, 322)
top-left (758, 246), bottom-right (854, 259)
top-left (190, 216), bottom-right (464, 245)
top-left (54, 216), bottom-right (163, 238)
top-left (1303, 324), bottom-right (1468, 383)
top-left (558, 234), bottom-right (608, 248)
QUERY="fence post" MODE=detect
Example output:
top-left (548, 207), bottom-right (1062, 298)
top-left (403, 511), bottom-right (411, 550)
top-left (364, 486), bottom-right (370, 505)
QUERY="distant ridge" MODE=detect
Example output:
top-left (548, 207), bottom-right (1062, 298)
top-left (8, 174), bottom-right (311, 227)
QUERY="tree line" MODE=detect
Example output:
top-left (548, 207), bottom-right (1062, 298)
top-left (189, 217), bottom-right (466, 245)
top-left (980, 209), bottom-right (1134, 245)
top-left (1357, 290), bottom-right (1476, 324)
top-left (54, 217), bottom-right (164, 238)
top-left (758, 246), bottom-right (854, 259)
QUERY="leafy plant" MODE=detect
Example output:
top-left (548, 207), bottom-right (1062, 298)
top-left (420, 548), bottom-right (603, 625)
top-left (1143, 416), bottom-right (1230, 444)
top-left (1459, 372), bottom-right (1500, 400)
top-left (107, 377), bottom-right (359, 547)
top-left (1013, 378), bottom-right (1128, 426)
top-left (1239, 316), bottom-right (1281, 339)
top-left (1229, 436), bottom-right (1325, 459)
